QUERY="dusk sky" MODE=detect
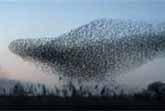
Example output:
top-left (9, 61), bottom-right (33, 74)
top-left (1, 0), bottom-right (165, 45)
top-left (0, 0), bottom-right (165, 88)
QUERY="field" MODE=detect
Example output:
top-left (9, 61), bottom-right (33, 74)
top-left (0, 96), bottom-right (164, 110)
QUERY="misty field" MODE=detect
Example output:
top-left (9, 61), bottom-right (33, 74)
top-left (0, 81), bottom-right (164, 109)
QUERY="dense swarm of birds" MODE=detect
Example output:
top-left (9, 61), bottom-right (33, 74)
top-left (9, 18), bottom-right (165, 80)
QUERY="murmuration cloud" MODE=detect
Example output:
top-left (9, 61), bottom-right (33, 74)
top-left (9, 18), bottom-right (165, 81)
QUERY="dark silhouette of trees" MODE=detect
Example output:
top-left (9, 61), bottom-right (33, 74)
top-left (13, 83), bottom-right (25, 96)
top-left (0, 79), bottom-right (165, 104)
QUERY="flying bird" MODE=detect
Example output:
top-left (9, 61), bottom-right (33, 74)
top-left (9, 18), bottom-right (165, 80)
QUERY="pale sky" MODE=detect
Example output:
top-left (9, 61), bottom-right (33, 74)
top-left (1, 0), bottom-right (165, 45)
top-left (0, 0), bottom-right (165, 88)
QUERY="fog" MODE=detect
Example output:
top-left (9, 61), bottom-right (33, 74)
top-left (117, 58), bottom-right (165, 89)
top-left (1, 43), bottom-right (165, 89)
top-left (0, 47), bottom-right (62, 87)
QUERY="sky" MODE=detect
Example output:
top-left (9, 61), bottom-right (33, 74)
top-left (0, 0), bottom-right (165, 88)
top-left (1, 0), bottom-right (165, 45)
